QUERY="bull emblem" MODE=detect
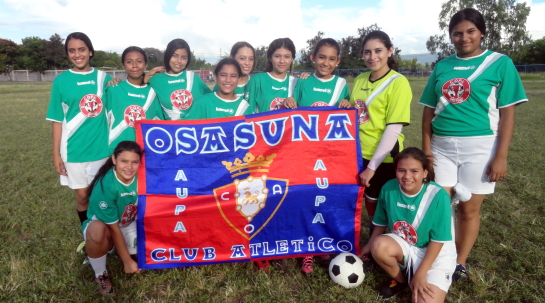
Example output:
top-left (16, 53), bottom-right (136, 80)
top-left (447, 83), bottom-right (465, 98)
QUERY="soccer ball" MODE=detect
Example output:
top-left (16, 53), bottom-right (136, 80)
top-left (329, 253), bottom-right (365, 289)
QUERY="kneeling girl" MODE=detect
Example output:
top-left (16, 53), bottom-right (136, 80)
top-left (360, 147), bottom-right (456, 302)
top-left (82, 141), bottom-right (143, 296)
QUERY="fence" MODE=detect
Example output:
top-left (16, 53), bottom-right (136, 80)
top-left (2, 65), bottom-right (544, 82)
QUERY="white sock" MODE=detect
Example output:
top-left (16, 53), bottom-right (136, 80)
top-left (453, 183), bottom-right (472, 202)
top-left (88, 255), bottom-right (108, 278)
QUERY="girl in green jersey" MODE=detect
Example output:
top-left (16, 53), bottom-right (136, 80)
top-left (186, 58), bottom-right (252, 119)
top-left (144, 39), bottom-right (211, 120)
top-left (213, 41), bottom-right (256, 98)
top-left (83, 141), bottom-right (143, 296)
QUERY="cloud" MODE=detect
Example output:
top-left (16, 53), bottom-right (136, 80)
top-left (1, 0), bottom-right (543, 64)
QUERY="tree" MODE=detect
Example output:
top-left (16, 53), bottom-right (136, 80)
top-left (44, 34), bottom-right (69, 69)
top-left (299, 31), bottom-right (324, 70)
top-left (143, 47), bottom-right (164, 69)
top-left (337, 24), bottom-right (402, 69)
top-left (254, 45), bottom-right (268, 72)
top-left (515, 37), bottom-right (545, 64)
top-left (92, 50), bottom-right (122, 69)
top-left (0, 38), bottom-right (24, 79)
top-left (426, 0), bottom-right (531, 62)
top-left (21, 36), bottom-right (48, 73)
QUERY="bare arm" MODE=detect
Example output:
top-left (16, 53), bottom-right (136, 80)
top-left (358, 225), bottom-right (387, 260)
top-left (422, 106), bottom-right (435, 158)
top-left (411, 241), bottom-right (444, 303)
top-left (107, 223), bottom-right (141, 274)
top-left (144, 66), bottom-right (166, 84)
top-left (487, 105), bottom-right (515, 182)
top-left (52, 122), bottom-right (66, 176)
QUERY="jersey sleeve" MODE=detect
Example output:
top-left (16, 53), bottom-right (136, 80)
top-left (429, 189), bottom-right (453, 242)
top-left (497, 58), bottom-right (528, 108)
top-left (293, 78), bottom-right (304, 104)
top-left (247, 76), bottom-right (261, 112)
top-left (385, 77), bottom-right (412, 125)
top-left (372, 188), bottom-right (388, 227)
top-left (419, 68), bottom-right (438, 108)
top-left (89, 180), bottom-right (120, 225)
top-left (340, 80), bottom-right (350, 101)
top-left (150, 95), bottom-right (166, 120)
top-left (46, 78), bottom-right (64, 122)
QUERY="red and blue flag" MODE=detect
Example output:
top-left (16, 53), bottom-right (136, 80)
top-left (135, 107), bottom-right (364, 269)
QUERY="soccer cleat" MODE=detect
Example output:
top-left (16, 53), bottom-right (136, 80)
top-left (378, 279), bottom-right (408, 299)
top-left (452, 264), bottom-right (469, 282)
top-left (76, 241), bottom-right (86, 254)
top-left (301, 256), bottom-right (314, 274)
top-left (95, 272), bottom-right (115, 296)
top-left (82, 256), bottom-right (90, 266)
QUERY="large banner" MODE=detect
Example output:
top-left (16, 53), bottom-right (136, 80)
top-left (135, 107), bottom-right (364, 270)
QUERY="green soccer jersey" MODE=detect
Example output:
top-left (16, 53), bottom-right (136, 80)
top-left (373, 180), bottom-right (452, 248)
top-left (185, 92), bottom-right (253, 120)
top-left (248, 72), bottom-right (298, 113)
top-left (46, 68), bottom-right (112, 163)
top-left (419, 50), bottom-right (528, 137)
top-left (106, 80), bottom-right (164, 152)
top-left (82, 168), bottom-right (138, 232)
top-left (213, 75), bottom-right (251, 100)
top-left (293, 74), bottom-right (349, 107)
top-left (349, 70), bottom-right (412, 163)
top-left (148, 70), bottom-right (212, 120)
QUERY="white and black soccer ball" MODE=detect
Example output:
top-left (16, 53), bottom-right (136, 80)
top-left (329, 253), bottom-right (365, 289)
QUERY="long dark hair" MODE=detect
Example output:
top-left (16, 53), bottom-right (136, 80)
top-left (230, 41), bottom-right (256, 70)
top-left (394, 147), bottom-right (435, 183)
top-left (87, 141), bottom-right (143, 197)
top-left (122, 46), bottom-right (148, 86)
top-left (361, 31), bottom-right (398, 71)
top-left (164, 39), bottom-right (191, 73)
top-left (449, 8), bottom-right (486, 39)
top-left (265, 38), bottom-right (296, 73)
top-left (65, 32), bottom-right (94, 58)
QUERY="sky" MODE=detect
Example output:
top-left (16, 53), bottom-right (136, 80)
top-left (1, 0), bottom-right (544, 64)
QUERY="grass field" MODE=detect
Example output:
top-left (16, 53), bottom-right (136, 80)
top-left (0, 77), bottom-right (544, 302)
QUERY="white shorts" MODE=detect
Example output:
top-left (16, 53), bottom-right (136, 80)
top-left (61, 158), bottom-right (108, 189)
top-left (83, 220), bottom-right (137, 255)
top-left (431, 135), bottom-right (497, 194)
top-left (385, 233), bottom-right (456, 293)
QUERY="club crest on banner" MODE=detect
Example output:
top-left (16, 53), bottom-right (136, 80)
top-left (214, 153), bottom-right (289, 240)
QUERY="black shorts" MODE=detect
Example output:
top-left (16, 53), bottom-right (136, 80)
top-left (363, 160), bottom-right (395, 200)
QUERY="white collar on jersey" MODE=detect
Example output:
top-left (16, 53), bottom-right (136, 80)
top-left (165, 70), bottom-right (185, 77)
top-left (267, 72), bottom-right (288, 82)
top-left (399, 183), bottom-right (425, 198)
top-left (125, 79), bottom-right (148, 88)
top-left (455, 49), bottom-right (489, 60)
top-left (214, 92), bottom-right (242, 103)
top-left (69, 67), bottom-right (95, 75)
top-left (113, 170), bottom-right (136, 186)
top-left (312, 73), bottom-right (335, 82)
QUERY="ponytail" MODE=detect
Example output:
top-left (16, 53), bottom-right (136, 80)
top-left (87, 141), bottom-right (144, 197)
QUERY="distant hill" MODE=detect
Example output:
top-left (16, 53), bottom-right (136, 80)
top-left (401, 53), bottom-right (438, 65)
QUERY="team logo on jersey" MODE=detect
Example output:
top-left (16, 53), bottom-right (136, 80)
top-left (270, 97), bottom-right (286, 111)
top-left (170, 89), bottom-right (193, 110)
top-left (311, 101), bottom-right (329, 107)
top-left (99, 201), bottom-right (108, 209)
top-left (214, 153), bottom-right (289, 240)
top-left (442, 78), bottom-right (470, 104)
top-left (124, 105), bottom-right (146, 128)
top-left (79, 94), bottom-right (103, 117)
top-left (354, 100), bottom-right (370, 124)
top-left (393, 220), bottom-right (418, 245)
top-left (120, 204), bottom-right (137, 227)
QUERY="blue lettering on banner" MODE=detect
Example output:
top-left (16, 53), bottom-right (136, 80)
top-left (291, 114), bottom-right (319, 141)
top-left (234, 122), bottom-right (256, 151)
top-left (175, 128), bottom-right (198, 154)
top-left (230, 245), bottom-right (247, 258)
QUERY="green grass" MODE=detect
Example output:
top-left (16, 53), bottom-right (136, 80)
top-left (0, 79), bottom-right (544, 302)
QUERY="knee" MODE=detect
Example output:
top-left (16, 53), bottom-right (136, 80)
top-left (457, 205), bottom-right (480, 221)
top-left (370, 236), bottom-right (393, 259)
top-left (75, 189), bottom-right (89, 205)
top-left (86, 221), bottom-right (110, 244)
